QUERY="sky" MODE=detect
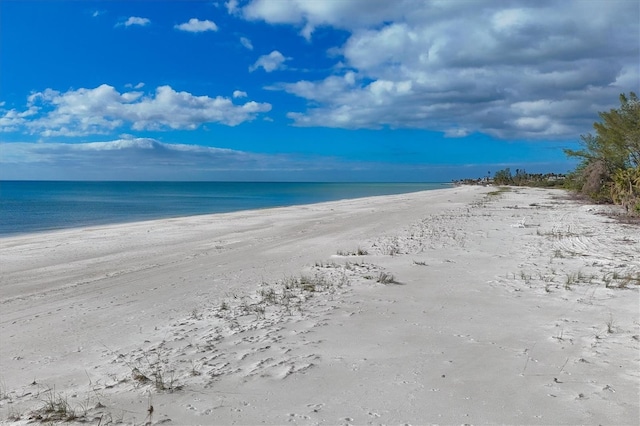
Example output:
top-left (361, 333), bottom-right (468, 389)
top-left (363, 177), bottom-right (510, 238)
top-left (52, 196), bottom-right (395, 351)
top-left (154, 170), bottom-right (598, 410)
top-left (1, 0), bottom-right (638, 182)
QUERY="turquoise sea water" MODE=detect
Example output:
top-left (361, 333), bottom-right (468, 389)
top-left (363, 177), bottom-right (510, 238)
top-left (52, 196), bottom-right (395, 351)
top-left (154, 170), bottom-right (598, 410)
top-left (0, 181), bottom-right (449, 236)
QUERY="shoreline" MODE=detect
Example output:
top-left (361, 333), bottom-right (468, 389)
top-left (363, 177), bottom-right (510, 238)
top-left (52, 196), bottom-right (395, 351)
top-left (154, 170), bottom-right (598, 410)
top-left (0, 181), bottom-right (452, 238)
top-left (1, 185), bottom-right (638, 424)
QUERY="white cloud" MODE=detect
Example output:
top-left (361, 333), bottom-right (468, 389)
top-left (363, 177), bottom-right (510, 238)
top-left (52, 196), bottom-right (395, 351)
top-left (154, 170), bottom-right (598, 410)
top-left (241, 0), bottom-right (639, 139)
top-left (0, 106), bottom-right (38, 132)
top-left (175, 18), bottom-right (218, 33)
top-left (0, 138), bottom-right (281, 179)
top-left (233, 90), bottom-right (248, 98)
top-left (121, 16), bottom-right (150, 27)
top-left (240, 36), bottom-right (253, 50)
top-left (249, 50), bottom-right (289, 72)
top-left (1, 85), bottom-right (271, 137)
top-left (444, 128), bottom-right (471, 138)
top-left (0, 138), bottom-right (381, 181)
top-left (1, 138), bottom-right (483, 181)
top-left (226, 0), bottom-right (239, 15)
top-left (125, 82), bottom-right (145, 89)
top-left (241, 0), bottom-right (405, 39)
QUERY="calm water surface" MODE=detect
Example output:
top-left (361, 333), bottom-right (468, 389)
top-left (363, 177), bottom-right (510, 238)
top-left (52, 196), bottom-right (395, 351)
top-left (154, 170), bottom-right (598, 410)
top-left (0, 181), bottom-right (449, 236)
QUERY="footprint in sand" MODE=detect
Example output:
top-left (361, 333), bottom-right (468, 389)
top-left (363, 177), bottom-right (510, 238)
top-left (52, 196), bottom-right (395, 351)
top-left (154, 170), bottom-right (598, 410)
top-left (287, 412), bottom-right (311, 421)
top-left (307, 402), bottom-right (325, 412)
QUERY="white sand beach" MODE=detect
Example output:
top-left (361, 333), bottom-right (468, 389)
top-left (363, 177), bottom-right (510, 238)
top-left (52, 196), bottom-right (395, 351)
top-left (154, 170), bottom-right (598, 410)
top-left (1, 186), bottom-right (638, 425)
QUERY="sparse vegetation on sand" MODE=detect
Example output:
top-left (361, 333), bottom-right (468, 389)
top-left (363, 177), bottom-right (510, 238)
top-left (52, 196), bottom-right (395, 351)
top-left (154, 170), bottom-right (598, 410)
top-left (487, 186), bottom-right (512, 196)
top-left (2, 184), bottom-right (638, 425)
top-left (377, 272), bottom-right (401, 285)
top-left (336, 246), bottom-right (369, 256)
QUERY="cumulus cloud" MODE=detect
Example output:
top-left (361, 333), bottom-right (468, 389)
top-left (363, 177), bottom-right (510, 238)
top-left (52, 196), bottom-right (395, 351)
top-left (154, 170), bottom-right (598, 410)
top-left (120, 16), bottom-right (150, 27)
top-left (233, 90), bottom-right (248, 98)
top-left (249, 50), bottom-right (289, 72)
top-left (0, 106), bottom-right (39, 132)
top-left (175, 18), bottom-right (218, 33)
top-left (240, 0), bottom-right (639, 139)
top-left (0, 85), bottom-right (271, 137)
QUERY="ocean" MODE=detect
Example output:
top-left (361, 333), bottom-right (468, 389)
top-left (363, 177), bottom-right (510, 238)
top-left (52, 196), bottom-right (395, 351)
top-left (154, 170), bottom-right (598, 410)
top-left (0, 181), bottom-right (449, 236)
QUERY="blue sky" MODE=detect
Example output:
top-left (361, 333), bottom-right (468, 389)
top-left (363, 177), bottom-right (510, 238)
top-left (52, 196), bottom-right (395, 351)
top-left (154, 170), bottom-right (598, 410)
top-left (1, 0), bottom-right (638, 181)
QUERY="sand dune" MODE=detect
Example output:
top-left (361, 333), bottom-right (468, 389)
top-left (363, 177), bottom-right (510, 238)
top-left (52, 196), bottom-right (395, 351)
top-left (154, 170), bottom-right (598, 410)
top-left (1, 186), bottom-right (638, 425)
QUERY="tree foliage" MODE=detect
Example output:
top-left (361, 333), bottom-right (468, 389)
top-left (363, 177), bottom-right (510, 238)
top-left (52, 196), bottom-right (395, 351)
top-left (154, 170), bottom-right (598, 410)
top-left (493, 168), bottom-right (513, 185)
top-left (564, 92), bottom-right (640, 214)
top-left (611, 167), bottom-right (640, 215)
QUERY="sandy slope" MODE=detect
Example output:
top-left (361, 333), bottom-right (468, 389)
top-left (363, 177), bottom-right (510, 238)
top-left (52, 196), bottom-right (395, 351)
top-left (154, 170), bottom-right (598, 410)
top-left (1, 186), bottom-right (638, 425)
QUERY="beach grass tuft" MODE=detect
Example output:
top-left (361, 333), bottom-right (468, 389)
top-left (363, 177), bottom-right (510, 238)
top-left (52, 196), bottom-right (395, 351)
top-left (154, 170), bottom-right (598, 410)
top-left (377, 272), bottom-right (401, 285)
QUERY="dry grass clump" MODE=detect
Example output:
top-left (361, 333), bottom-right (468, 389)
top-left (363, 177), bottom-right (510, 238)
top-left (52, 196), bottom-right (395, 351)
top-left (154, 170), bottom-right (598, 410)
top-left (336, 247), bottom-right (369, 256)
top-left (23, 388), bottom-right (80, 423)
top-left (377, 272), bottom-right (401, 285)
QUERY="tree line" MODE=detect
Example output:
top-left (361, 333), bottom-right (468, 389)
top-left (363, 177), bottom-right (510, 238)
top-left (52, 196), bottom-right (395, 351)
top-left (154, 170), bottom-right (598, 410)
top-left (453, 170), bottom-right (566, 187)
top-left (564, 92), bottom-right (639, 216)
top-left (491, 169), bottom-right (566, 187)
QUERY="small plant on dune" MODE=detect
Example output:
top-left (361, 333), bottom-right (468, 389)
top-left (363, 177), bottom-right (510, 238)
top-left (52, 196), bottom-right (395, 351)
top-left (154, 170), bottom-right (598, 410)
top-left (606, 314), bottom-right (616, 334)
top-left (251, 304), bottom-right (266, 320)
top-left (377, 272), bottom-right (400, 285)
top-left (564, 273), bottom-right (576, 290)
top-left (298, 275), bottom-right (317, 292)
top-left (613, 272), bottom-right (640, 288)
top-left (6, 407), bottom-right (21, 422)
top-left (301, 274), bottom-right (332, 292)
top-left (30, 388), bottom-right (78, 422)
top-left (123, 346), bottom-right (180, 393)
top-left (381, 238), bottom-right (401, 256)
top-left (282, 275), bottom-right (298, 290)
top-left (337, 271), bottom-right (350, 288)
top-left (337, 247), bottom-right (369, 256)
top-left (0, 378), bottom-right (10, 402)
top-left (357, 246), bottom-right (369, 255)
top-left (519, 270), bottom-right (532, 285)
top-left (258, 287), bottom-right (278, 304)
